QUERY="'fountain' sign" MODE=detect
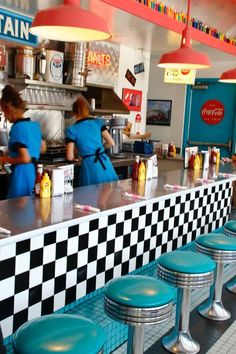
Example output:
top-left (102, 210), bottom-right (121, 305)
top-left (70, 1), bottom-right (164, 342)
top-left (0, 7), bottom-right (38, 46)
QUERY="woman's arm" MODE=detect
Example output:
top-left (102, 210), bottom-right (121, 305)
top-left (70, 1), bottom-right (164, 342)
top-left (40, 140), bottom-right (47, 153)
top-left (102, 130), bottom-right (115, 149)
top-left (66, 142), bottom-right (75, 161)
top-left (0, 147), bottom-right (31, 165)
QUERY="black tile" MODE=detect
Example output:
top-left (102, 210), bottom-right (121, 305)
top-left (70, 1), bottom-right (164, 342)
top-left (114, 251), bottom-right (122, 266)
top-left (89, 219), bottom-right (99, 232)
top-left (16, 239), bottom-right (30, 255)
top-left (156, 235), bottom-right (162, 247)
top-left (144, 239), bottom-right (150, 252)
top-left (121, 261), bottom-right (129, 275)
top-left (77, 265), bottom-right (87, 283)
top-left (190, 200), bottom-right (194, 211)
top-left (158, 209), bottom-right (164, 222)
top-left (123, 233), bottom-right (131, 248)
top-left (131, 217), bottom-right (139, 231)
top-left (88, 246), bottom-right (98, 262)
top-left (97, 257), bottom-right (106, 273)
top-left (145, 213), bottom-right (152, 226)
top-left (140, 206), bottom-right (146, 215)
top-left (151, 224), bottom-right (157, 237)
top-left (44, 231), bottom-right (56, 246)
top-left (106, 240), bottom-right (115, 255)
top-left (67, 253), bottom-right (78, 272)
top-left (15, 271), bottom-right (30, 293)
top-left (79, 233), bottom-right (89, 250)
top-left (56, 240), bottom-right (67, 259)
top-left (55, 274), bottom-right (66, 294)
top-left (180, 203), bottom-right (185, 214)
top-left (43, 261), bottom-right (55, 282)
top-left (164, 199), bottom-right (170, 208)
top-left (130, 244), bottom-right (137, 258)
top-left (13, 309), bottom-right (28, 332)
top-left (30, 249), bottom-right (43, 269)
top-left (98, 228), bottom-right (107, 243)
top-left (172, 238), bottom-right (178, 250)
top-left (125, 209), bottom-right (132, 220)
top-left (29, 284), bottom-right (42, 306)
top-left (163, 220), bottom-right (169, 232)
top-left (138, 229), bottom-right (145, 242)
top-left (136, 255), bottom-right (143, 269)
top-left (149, 249), bottom-right (156, 262)
top-left (0, 296), bottom-right (14, 320)
top-left (152, 202), bottom-right (158, 212)
top-left (104, 269), bottom-right (113, 284)
top-left (168, 229), bottom-right (173, 241)
top-left (65, 286), bottom-right (76, 305)
top-left (108, 214), bottom-right (116, 225)
top-left (68, 225), bottom-right (79, 238)
top-left (86, 276), bottom-right (96, 293)
top-left (186, 193), bottom-right (191, 201)
top-left (0, 258), bottom-right (15, 280)
top-left (176, 196), bottom-right (181, 204)
top-left (41, 296), bottom-right (54, 315)
top-left (161, 243), bottom-right (167, 253)
top-left (170, 206), bottom-right (175, 218)
top-left (116, 222), bottom-right (124, 237)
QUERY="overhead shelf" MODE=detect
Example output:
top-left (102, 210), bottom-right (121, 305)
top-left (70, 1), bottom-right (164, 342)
top-left (8, 79), bottom-right (87, 92)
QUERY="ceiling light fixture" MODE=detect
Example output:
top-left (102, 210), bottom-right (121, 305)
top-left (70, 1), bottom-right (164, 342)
top-left (157, 0), bottom-right (211, 69)
top-left (29, 0), bottom-right (111, 42)
top-left (219, 68), bottom-right (236, 83)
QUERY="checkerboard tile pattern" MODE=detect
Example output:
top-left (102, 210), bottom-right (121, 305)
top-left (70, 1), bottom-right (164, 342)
top-left (0, 181), bottom-right (232, 341)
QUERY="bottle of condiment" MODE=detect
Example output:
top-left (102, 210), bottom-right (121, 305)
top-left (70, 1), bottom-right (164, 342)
top-left (168, 142), bottom-right (176, 157)
top-left (188, 152), bottom-right (196, 169)
top-left (211, 146), bottom-right (217, 164)
top-left (138, 160), bottom-right (146, 181)
top-left (132, 155), bottom-right (140, 180)
top-left (40, 172), bottom-right (51, 198)
top-left (35, 164), bottom-right (43, 196)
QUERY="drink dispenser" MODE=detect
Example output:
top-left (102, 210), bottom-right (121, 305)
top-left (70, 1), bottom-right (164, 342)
top-left (109, 117), bottom-right (128, 158)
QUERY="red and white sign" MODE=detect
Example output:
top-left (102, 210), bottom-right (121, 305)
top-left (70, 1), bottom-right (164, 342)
top-left (135, 114), bottom-right (141, 122)
top-left (0, 45), bottom-right (6, 66)
top-left (201, 100), bottom-right (224, 125)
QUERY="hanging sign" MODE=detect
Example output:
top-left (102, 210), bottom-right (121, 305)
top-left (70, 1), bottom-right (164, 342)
top-left (122, 88), bottom-right (142, 112)
top-left (201, 100), bottom-right (224, 125)
top-left (164, 68), bottom-right (196, 85)
top-left (0, 7), bottom-right (38, 46)
top-left (125, 69), bottom-right (136, 86)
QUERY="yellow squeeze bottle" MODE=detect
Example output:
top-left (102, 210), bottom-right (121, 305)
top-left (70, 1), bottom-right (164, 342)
top-left (138, 161), bottom-right (146, 181)
top-left (40, 172), bottom-right (51, 198)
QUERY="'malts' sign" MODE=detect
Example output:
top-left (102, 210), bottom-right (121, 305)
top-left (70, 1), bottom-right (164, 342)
top-left (0, 7), bottom-right (38, 46)
top-left (201, 100), bottom-right (224, 125)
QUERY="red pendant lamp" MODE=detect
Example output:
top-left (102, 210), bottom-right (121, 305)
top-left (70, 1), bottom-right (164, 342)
top-left (219, 68), bottom-right (236, 83)
top-left (29, 0), bottom-right (111, 42)
top-left (158, 0), bottom-right (211, 69)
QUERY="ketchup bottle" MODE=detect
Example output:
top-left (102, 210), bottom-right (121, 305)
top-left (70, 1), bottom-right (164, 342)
top-left (132, 156), bottom-right (140, 180)
top-left (35, 164), bottom-right (43, 196)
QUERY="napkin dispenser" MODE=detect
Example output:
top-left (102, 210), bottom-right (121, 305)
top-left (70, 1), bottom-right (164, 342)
top-left (51, 168), bottom-right (64, 196)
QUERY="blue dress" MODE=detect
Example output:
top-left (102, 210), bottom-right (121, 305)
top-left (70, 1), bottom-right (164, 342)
top-left (66, 118), bottom-right (118, 186)
top-left (7, 118), bottom-right (42, 199)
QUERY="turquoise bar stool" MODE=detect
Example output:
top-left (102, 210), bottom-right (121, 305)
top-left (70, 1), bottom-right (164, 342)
top-left (104, 275), bottom-right (173, 354)
top-left (157, 251), bottom-right (215, 354)
top-left (224, 220), bottom-right (236, 293)
top-left (195, 233), bottom-right (236, 321)
top-left (13, 314), bottom-right (105, 354)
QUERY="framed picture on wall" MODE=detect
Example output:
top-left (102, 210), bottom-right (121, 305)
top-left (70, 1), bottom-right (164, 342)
top-left (122, 88), bottom-right (142, 112)
top-left (146, 99), bottom-right (172, 126)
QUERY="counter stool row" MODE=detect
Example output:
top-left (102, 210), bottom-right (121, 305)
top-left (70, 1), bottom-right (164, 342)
top-left (11, 227), bottom-right (236, 354)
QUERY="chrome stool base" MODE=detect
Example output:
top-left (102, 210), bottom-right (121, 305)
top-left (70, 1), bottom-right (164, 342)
top-left (226, 276), bottom-right (236, 294)
top-left (162, 328), bottom-right (200, 354)
top-left (198, 299), bottom-right (231, 321)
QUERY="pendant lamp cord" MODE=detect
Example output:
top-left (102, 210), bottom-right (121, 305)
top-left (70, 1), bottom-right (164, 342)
top-left (186, 0), bottom-right (191, 29)
top-left (181, 0), bottom-right (192, 47)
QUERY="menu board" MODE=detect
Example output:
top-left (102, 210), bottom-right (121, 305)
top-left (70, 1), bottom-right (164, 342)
top-left (164, 68), bottom-right (196, 85)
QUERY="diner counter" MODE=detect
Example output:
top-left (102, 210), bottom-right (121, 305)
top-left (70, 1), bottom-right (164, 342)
top-left (0, 162), bottom-right (235, 340)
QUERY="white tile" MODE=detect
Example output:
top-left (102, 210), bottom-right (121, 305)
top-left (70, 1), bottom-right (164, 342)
top-left (97, 243), bottom-right (106, 260)
top-left (0, 243), bottom-right (16, 261)
top-left (116, 211), bottom-right (125, 223)
top-left (15, 253), bottom-right (30, 275)
top-left (28, 302), bottom-right (42, 321)
top-left (88, 230), bottom-right (99, 247)
top-left (30, 235), bottom-right (44, 250)
top-left (1, 316), bottom-right (13, 338)
top-left (42, 279), bottom-right (55, 300)
top-left (53, 291), bottom-right (66, 312)
top-left (114, 237), bottom-right (123, 252)
top-left (66, 269), bottom-right (77, 288)
top-left (56, 227), bottom-right (68, 242)
top-left (107, 225), bottom-right (116, 241)
top-left (98, 215), bottom-right (108, 228)
top-left (0, 276), bottom-right (15, 301)
top-left (43, 244), bottom-right (56, 264)
top-left (67, 237), bottom-right (79, 255)
top-left (123, 219), bottom-right (132, 234)
top-left (78, 249), bottom-right (88, 267)
top-left (55, 257), bottom-right (67, 277)
top-left (105, 254), bottom-right (114, 269)
top-left (29, 266), bottom-right (43, 288)
top-left (96, 273), bottom-right (105, 289)
top-left (79, 221), bottom-right (89, 234)
top-left (76, 281), bottom-right (86, 299)
top-left (87, 261), bottom-right (97, 278)
top-left (14, 290), bottom-right (29, 313)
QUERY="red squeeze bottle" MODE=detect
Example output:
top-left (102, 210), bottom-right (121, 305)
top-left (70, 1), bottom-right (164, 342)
top-left (132, 156), bottom-right (140, 180)
top-left (35, 164), bottom-right (43, 196)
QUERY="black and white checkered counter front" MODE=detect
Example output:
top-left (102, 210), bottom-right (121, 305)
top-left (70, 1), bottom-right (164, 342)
top-left (0, 165), bottom-right (235, 341)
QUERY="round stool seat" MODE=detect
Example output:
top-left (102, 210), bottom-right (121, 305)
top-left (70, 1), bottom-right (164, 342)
top-left (104, 275), bottom-right (173, 325)
top-left (13, 314), bottom-right (105, 354)
top-left (196, 233), bottom-right (236, 263)
top-left (224, 220), bottom-right (236, 236)
top-left (157, 251), bottom-right (215, 288)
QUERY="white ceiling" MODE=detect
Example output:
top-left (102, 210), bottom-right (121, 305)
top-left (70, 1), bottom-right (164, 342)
top-left (1, 0), bottom-right (236, 63)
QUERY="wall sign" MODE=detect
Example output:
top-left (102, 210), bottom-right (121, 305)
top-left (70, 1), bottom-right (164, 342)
top-left (122, 88), bottom-right (142, 112)
top-left (134, 62), bottom-right (144, 74)
top-left (125, 69), bottom-right (136, 86)
top-left (0, 7), bottom-right (38, 46)
top-left (164, 68), bottom-right (196, 85)
top-left (201, 100), bottom-right (224, 125)
top-left (88, 50), bottom-right (111, 67)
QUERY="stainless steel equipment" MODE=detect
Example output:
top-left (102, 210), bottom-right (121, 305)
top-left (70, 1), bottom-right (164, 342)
top-left (0, 118), bottom-right (8, 146)
top-left (109, 117), bottom-right (128, 158)
top-left (64, 42), bottom-right (89, 87)
top-left (15, 47), bottom-right (35, 80)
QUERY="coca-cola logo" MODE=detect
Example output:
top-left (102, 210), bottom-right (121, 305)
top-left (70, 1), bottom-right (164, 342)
top-left (201, 100), bottom-right (224, 125)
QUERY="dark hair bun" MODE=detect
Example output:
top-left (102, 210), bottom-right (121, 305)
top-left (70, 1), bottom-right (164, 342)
top-left (1, 84), bottom-right (26, 110)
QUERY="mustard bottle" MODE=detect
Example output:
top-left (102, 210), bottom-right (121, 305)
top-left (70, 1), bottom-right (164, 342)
top-left (40, 172), bottom-right (51, 198)
top-left (138, 161), bottom-right (146, 181)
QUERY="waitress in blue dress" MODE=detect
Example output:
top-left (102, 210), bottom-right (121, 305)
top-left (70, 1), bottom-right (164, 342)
top-left (65, 95), bottom-right (118, 186)
top-left (0, 85), bottom-right (45, 199)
